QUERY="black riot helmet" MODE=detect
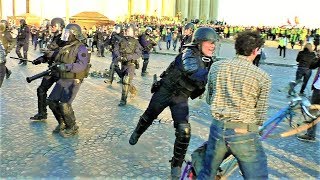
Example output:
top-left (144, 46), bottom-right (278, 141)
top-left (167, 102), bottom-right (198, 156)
top-left (0, 20), bottom-right (7, 32)
top-left (61, 23), bottom-right (84, 42)
top-left (113, 24), bottom-right (122, 34)
top-left (124, 24), bottom-right (136, 37)
top-left (190, 27), bottom-right (219, 46)
top-left (0, 20), bottom-right (8, 27)
top-left (184, 23), bottom-right (195, 31)
top-left (20, 19), bottom-right (26, 26)
top-left (50, 17), bottom-right (65, 30)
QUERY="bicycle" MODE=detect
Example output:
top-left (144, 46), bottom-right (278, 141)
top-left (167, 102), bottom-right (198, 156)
top-left (180, 95), bottom-right (320, 180)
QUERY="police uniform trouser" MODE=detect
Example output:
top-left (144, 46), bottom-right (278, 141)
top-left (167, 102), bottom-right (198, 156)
top-left (120, 62), bottom-right (136, 103)
top-left (0, 64), bottom-right (6, 88)
top-left (15, 40), bottom-right (29, 59)
top-left (133, 86), bottom-right (191, 167)
top-left (48, 79), bottom-right (81, 127)
top-left (37, 76), bottom-right (58, 116)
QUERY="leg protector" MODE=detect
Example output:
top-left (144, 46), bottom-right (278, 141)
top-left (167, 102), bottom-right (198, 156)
top-left (141, 58), bottom-right (149, 75)
top-left (47, 99), bottom-right (63, 124)
top-left (59, 103), bottom-right (78, 137)
top-left (129, 114), bottom-right (153, 145)
top-left (37, 86), bottom-right (48, 116)
top-left (59, 103), bottom-right (76, 128)
top-left (129, 85), bottom-right (137, 99)
top-left (119, 75), bottom-right (130, 106)
top-left (171, 123), bottom-right (191, 168)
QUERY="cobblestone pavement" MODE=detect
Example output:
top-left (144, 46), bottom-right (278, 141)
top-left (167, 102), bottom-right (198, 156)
top-left (0, 41), bottom-right (319, 179)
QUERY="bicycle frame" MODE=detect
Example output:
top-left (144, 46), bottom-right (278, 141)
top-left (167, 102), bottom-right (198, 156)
top-left (181, 96), bottom-right (319, 180)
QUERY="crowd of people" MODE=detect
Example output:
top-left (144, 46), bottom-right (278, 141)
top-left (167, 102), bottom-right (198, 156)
top-left (0, 16), bottom-right (319, 179)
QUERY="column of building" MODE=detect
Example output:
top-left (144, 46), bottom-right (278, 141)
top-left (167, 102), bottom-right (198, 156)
top-left (125, 0), bottom-right (218, 22)
top-left (0, 0), bottom-right (2, 20)
top-left (209, 0), bottom-right (219, 21)
top-left (200, 0), bottom-right (210, 22)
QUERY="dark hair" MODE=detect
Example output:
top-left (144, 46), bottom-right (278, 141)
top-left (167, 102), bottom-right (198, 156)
top-left (235, 30), bottom-right (265, 56)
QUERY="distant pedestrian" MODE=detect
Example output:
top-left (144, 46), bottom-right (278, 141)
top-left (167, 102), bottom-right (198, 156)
top-left (278, 35), bottom-right (288, 59)
top-left (288, 43), bottom-right (318, 96)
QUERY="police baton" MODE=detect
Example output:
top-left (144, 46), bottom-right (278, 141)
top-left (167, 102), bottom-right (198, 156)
top-left (9, 56), bottom-right (33, 63)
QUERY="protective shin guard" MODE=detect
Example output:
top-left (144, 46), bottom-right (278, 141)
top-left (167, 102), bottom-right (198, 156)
top-left (37, 87), bottom-right (48, 116)
top-left (171, 123), bottom-right (191, 168)
top-left (59, 103), bottom-right (78, 137)
top-left (129, 114), bottom-right (153, 145)
top-left (47, 100), bottom-right (64, 124)
top-left (59, 103), bottom-right (76, 128)
top-left (129, 85), bottom-right (137, 99)
top-left (141, 59), bottom-right (149, 74)
top-left (119, 76), bottom-right (130, 106)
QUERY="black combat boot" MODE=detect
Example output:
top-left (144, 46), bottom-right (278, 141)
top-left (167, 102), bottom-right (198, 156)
top-left (129, 114), bottom-right (153, 145)
top-left (170, 123), bottom-right (191, 180)
top-left (141, 58), bottom-right (149, 76)
top-left (59, 103), bottom-right (78, 138)
top-left (5, 69), bottom-right (11, 79)
top-left (30, 88), bottom-right (48, 120)
top-left (52, 118), bottom-right (66, 133)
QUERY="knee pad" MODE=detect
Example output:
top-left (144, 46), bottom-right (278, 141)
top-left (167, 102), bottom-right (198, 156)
top-left (143, 58), bottom-right (149, 64)
top-left (59, 103), bottom-right (73, 115)
top-left (175, 123), bottom-right (191, 142)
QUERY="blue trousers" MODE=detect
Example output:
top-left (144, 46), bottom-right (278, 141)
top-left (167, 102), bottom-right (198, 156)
top-left (198, 122), bottom-right (268, 180)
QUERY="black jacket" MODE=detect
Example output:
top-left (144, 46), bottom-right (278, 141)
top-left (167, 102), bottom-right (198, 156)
top-left (296, 50), bottom-right (317, 68)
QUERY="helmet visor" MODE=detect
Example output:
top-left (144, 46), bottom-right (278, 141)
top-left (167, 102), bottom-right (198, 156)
top-left (61, 28), bottom-right (70, 41)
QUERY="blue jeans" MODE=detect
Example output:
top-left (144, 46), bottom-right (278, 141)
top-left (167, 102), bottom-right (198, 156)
top-left (197, 122), bottom-right (268, 180)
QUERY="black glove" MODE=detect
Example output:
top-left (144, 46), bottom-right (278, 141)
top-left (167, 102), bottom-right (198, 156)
top-left (135, 61), bottom-right (140, 69)
top-left (32, 56), bottom-right (45, 65)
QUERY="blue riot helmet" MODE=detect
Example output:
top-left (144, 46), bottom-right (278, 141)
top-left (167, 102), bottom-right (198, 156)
top-left (61, 23), bottom-right (84, 42)
top-left (184, 23), bottom-right (195, 31)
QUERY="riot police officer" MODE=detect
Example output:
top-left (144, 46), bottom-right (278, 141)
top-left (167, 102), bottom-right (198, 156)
top-left (30, 17), bottom-right (66, 121)
top-left (47, 23), bottom-right (90, 137)
top-left (179, 22), bottom-right (195, 53)
top-left (115, 24), bottom-right (142, 106)
top-left (0, 20), bottom-right (14, 80)
top-left (15, 19), bottom-right (30, 65)
top-left (0, 24), bottom-right (8, 87)
top-left (129, 27), bottom-right (219, 179)
top-left (104, 24), bottom-right (124, 84)
top-left (139, 27), bottom-right (156, 76)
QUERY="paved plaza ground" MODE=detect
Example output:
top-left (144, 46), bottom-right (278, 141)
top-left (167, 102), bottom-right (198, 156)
top-left (0, 40), bottom-right (319, 179)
